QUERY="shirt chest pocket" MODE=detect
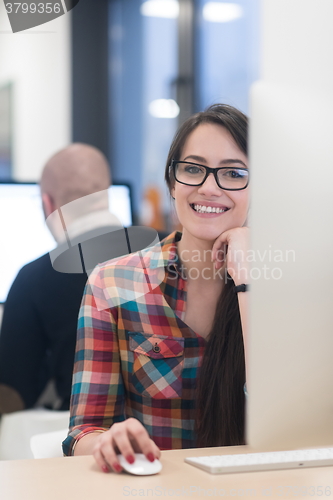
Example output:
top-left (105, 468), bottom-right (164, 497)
top-left (128, 332), bottom-right (184, 399)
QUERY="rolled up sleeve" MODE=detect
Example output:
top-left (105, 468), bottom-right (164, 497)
top-left (62, 266), bottom-right (125, 456)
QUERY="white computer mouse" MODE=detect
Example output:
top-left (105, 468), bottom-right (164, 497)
top-left (117, 453), bottom-right (162, 475)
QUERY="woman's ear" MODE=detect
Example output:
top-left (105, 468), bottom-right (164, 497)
top-left (171, 187), bottom-right (175, 200)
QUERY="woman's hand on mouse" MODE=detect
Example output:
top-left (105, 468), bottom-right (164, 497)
top-left (92, 418), bottom-right (161, 474)
top-left (211, 227), bottom-right (249, 286)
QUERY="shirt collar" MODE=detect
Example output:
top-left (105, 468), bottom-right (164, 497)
top-left (148, 231), bottom-right (182, 272)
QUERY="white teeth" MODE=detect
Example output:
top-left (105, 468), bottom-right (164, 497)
top-left (192, 204), bottom-right (227, 214)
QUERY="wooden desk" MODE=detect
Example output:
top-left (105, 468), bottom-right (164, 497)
top-left (1, 446), bottom-right (332, 500)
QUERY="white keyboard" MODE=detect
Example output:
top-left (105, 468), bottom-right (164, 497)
top-left (185, 448), bottom-right (333, 474)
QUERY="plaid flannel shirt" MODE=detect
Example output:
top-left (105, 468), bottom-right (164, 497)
top-left (62, 231), bottom-right (206, 456)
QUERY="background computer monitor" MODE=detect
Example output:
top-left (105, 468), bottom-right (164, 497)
top-left (0, 182), bottom-right (133, 304)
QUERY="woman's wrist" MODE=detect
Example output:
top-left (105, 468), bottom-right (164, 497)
top-left (72, 429), bottom-right (107, 456)
top-left (234, 284), bottom-right (249, 293)
top-left (231, 267), bottom-right (249, 287)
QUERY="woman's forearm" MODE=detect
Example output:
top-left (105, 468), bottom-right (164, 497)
top-left (237, 291), bottom-right (249, 389)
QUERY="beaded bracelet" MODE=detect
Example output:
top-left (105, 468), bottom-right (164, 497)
top-left (71, 428), bottom-right (107, 456)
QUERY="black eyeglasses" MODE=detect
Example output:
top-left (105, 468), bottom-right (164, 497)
top-left (170, 160), bottom-right (249, 191)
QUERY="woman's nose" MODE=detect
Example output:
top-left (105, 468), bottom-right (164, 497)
top-left (197, 172), bottom-right (222, 196)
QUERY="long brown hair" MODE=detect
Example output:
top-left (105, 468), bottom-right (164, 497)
top-left (164, 104), bottom-right (247, 447)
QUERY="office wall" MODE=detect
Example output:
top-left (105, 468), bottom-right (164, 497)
top-left (0, 4), bottom-right (71, 180)
top-left (71, 0), bottom-right (109, 160)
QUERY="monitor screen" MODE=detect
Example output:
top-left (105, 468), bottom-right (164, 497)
top-left (0, 182), bottom-right (133, 303)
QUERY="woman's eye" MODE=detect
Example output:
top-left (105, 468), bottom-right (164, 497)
top-left (224, 169), bottom-right (246, 178)
top-left (185, 166), bottom-right (204, 174)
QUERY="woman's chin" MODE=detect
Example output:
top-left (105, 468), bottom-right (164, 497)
top-left (185, 227), bottom-right (222, 243)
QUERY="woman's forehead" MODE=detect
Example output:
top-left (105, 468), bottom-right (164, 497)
top-left (181, 123), bottom-right (247, 162)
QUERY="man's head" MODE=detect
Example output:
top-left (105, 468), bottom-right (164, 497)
top-left (40, 144), bottom-right (111, 240)
top-left (40, 143), bottom-right (111, 212)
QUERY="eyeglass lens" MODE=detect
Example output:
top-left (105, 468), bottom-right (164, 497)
top-left (175, 162), bottom-right (248, 190)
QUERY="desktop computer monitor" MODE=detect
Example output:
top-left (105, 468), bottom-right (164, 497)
top-left (186, 71), bottom-right (333, 477)
top-left (0, 182), bottom-right (133, 304)
top-left (247, 80), bottom-right (333, 451)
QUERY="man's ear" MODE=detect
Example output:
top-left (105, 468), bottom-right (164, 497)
top-left (41, 192), bottom-right (56, 219)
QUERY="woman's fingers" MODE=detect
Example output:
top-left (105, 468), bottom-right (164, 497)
top-left (153, 441), bottom-right (162, 459)
top-left (127, 418), bottom-right (160, 462)
top-left (108, 421), bottom-right (137, 465)
top-left (212, 232), bottom-right (229, 267)
top-left (215, 248), bottom-right (226, 270)
top-left (93, 419), bottom-right (162, 473)
top-left (212, 227), bottom-right (250, 279)
top-left (93, 436), bottom-right (123, 474)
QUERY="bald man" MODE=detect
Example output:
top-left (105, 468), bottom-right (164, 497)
top-left (0, 144), bottom-right (121, 414)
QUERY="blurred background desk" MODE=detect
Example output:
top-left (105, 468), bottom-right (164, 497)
top-left (1, 446), bottom-right (333, 500)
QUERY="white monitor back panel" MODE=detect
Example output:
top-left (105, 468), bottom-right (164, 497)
top-left (248, 83), bottom-right (333, 451)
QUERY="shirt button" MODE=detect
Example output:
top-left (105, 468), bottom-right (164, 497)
top-left (153, 344), bottom-right (161, 353)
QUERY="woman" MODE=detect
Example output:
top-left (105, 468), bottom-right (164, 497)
top-left (63, 104), bottom-right (250, 474)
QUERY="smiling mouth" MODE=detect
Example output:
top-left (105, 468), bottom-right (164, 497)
top-left (190, 203), bottom-right (230, 214)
